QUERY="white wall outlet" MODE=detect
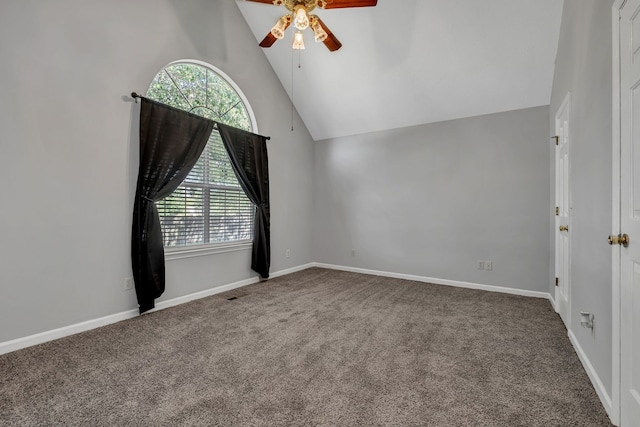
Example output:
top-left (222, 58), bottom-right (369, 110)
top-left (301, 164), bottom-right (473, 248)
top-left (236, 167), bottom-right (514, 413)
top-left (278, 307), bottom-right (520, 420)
top-left (285, 249), bottom-right (290, 258)
top-left (351, 249), bottom-right (356, 256)
top-left (124, 277), bottom-right (134, 290)
top-left (485, 260), bottom-right (493, 271)
top-left (580, 311), bottom-right (594, 330)
top-left (477, 260), bottom-right (485, 270)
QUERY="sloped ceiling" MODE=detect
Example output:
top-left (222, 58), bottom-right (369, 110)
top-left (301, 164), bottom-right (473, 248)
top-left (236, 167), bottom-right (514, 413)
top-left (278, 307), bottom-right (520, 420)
top-left (236, 0), bottom-right (563, 141)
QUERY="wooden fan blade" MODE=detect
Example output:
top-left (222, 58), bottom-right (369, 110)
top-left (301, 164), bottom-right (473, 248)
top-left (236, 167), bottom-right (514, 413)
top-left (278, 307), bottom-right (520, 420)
top-left (244, 0), bottom-right (277, 5)
top-left (315, 17), bottom-right (342, 51)
top-left (259, 15), bottom-right (291, 48)
top-left (259, 32), bottom-right (278, 47)
top-left (320, 0), bottom-right (377, 9)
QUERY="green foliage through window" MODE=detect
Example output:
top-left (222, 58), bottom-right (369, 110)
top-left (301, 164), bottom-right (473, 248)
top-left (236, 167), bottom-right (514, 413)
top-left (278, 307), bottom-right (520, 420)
top-left (147, 62), bottom-right (255, 247)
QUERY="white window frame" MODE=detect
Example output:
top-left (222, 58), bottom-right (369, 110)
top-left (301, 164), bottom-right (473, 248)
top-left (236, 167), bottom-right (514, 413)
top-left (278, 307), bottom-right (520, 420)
top-left (147, 60), bottom-right (259, 260)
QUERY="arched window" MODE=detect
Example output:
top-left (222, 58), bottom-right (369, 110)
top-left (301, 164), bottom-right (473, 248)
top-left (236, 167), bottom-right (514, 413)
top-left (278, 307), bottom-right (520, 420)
top-left (146, 61), bottom-right (256, 248)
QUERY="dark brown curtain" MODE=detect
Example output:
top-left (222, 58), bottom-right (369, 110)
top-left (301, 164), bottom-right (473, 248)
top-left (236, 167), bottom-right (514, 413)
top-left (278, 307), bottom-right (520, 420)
top-left (132, 98), bottom-right (214, 313)
top-left (217, 123), bottom-right (271, 278)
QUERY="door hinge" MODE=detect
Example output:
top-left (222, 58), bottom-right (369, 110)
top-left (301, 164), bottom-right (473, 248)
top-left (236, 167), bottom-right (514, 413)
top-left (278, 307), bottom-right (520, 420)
top-left (555, 277), bottom-right (559, 287)
top-left (552, 136), bottom-right (559, 145)
top-left (555, 207), bottom-right (559, 216)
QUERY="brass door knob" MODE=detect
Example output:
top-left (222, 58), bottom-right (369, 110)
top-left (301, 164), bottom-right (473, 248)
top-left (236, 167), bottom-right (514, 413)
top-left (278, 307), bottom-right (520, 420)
top-left (608, 234), bottom-right (630, 247)
top-left (559, 225), bottom-right (569, 232)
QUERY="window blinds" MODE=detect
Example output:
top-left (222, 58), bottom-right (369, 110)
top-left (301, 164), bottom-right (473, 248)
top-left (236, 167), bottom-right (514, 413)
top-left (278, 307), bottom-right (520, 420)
top-left (156, 132), bottom-right (255, 247)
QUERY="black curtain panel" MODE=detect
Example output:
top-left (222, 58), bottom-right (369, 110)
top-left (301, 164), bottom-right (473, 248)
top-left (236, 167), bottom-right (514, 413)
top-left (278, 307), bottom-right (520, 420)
top-left (132, 98), bottom-right (214, 313)
top-left (216, 123), bottom-right (271, 279)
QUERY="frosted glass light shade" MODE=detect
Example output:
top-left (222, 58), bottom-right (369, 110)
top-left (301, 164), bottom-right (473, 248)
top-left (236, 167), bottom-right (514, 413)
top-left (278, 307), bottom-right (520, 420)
top-left (292, 30), bottom-right (305, 50)
top-left (311, 19), bottom-right (327, 42)
top-left (294, 6), bottom-right (310, 30)
top-left (270, 16), bottom-right (289, 39)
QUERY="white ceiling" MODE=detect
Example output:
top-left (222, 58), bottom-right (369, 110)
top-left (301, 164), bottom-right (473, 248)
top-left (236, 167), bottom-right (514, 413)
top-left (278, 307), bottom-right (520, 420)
top-left (236, 0), bottom-right (563, 141)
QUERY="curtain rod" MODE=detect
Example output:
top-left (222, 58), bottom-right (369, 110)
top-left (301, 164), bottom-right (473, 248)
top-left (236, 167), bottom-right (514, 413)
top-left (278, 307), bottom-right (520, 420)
top-left (130, 92), bottom-right (270, 141)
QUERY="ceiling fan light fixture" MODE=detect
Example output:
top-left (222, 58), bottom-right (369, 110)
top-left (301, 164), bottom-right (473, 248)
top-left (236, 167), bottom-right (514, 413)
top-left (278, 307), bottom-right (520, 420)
top-left (270, 15), bottom-right (289, 39)
top-left (250, 0), bottom-right (378, 52)
top-left (293, 5), bottom-right (310, 30)
top-left (310, 18), bottom-right (328, 42)
top-left (292, 30), bottom-right (305, 50)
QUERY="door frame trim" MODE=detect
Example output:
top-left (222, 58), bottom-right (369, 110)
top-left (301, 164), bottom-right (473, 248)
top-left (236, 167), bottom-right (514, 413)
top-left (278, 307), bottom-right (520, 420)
top-left (611, 1), bottom-right (624, 425)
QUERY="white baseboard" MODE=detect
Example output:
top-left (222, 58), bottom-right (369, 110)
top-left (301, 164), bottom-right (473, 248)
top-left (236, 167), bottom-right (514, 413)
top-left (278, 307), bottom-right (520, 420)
top-left (0, 276), bottom-right (259, 356)
top-left (147, 276), bottom-right (260, 313)
top-left (312, 262), bottom-right (552, 300)
top-left (568, 330), bottom-right (614, 421)
top-left (269, 263), bottom-right (315, 279)
top-left (0, 262), bottom-right (552, 356)
top-left (0, 308), bottom-right (142, 356)
top-left (548, 292), bottom-right (558, 312)
top-left (0, 264), bottom-right (313, 356)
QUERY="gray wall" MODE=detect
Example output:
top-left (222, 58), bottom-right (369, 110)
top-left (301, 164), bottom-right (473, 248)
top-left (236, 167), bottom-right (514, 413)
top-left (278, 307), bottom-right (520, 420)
top-left (0, 0), bottom-right (315, 343)
top-left (313, 106), bottom-right (551, 293)
top-left (550, 0), bottom-right (613, 397)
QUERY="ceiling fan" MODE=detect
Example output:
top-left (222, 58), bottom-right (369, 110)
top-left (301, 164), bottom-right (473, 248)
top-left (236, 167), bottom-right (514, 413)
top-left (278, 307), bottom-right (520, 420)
top-left (245, 0), bottom-right (378, 52)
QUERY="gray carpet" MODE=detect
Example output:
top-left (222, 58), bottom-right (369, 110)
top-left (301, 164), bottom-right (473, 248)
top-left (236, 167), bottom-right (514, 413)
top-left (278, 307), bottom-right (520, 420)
top-left (0, 267), bottom-right (612, 426)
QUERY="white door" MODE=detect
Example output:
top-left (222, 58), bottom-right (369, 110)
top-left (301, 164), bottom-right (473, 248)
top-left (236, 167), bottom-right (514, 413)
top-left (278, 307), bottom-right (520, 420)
top-left (555, 95), bottom-right (571, 328)
top-left (619, 0), bottom-right (640, 424)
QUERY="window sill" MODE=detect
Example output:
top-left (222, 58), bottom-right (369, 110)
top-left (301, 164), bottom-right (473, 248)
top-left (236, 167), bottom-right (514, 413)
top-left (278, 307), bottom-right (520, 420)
top-left (165, 241), bottom-right (253, 261)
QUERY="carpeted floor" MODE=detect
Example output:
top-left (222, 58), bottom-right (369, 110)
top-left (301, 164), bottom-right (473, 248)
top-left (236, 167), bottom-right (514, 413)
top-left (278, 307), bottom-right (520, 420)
top-left (0, 268), bottom-right (612, 426)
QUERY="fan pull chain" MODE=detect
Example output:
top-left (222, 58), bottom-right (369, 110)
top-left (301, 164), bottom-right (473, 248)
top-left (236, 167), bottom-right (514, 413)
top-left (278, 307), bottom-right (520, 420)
top-left (290, 49), bottom-right (303, 132)
top-left (290, 46), bottom-right (304, 132)
top-left (290, 48), bottom-right (294, 131)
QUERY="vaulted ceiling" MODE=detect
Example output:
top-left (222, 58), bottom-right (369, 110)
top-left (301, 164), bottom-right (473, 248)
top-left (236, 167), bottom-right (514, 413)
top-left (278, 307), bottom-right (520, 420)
top-left (236, 0), bottom-right (563, 141)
